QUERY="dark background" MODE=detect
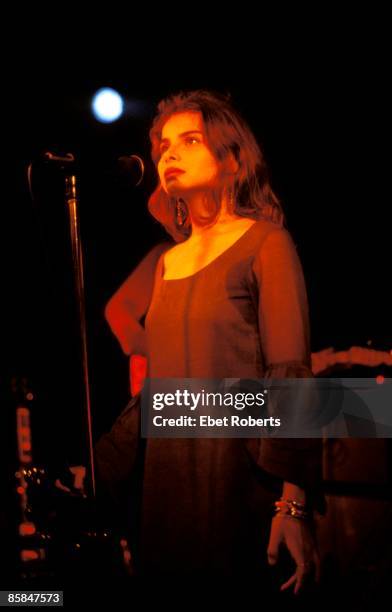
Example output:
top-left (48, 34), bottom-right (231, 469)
top-left (0, 20), bottom-right (390, 605)
top-left (2, 46), bottom-right (390, 465)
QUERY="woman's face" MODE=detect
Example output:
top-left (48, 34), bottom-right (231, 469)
top-left (157, 111), bottom-right (220, 196)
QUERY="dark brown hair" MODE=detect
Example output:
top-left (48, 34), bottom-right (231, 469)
top-left (148, 90), bottom-right (284, 241)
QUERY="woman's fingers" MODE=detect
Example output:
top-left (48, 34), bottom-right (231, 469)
top-left (267, 543), bottom-right (279, 566)
top-left (294, 563), bottom-right (313, 595)
top-left (267, 521), bottom-right (281, 565)
top-left (280, 562), bottom-right (314, 595)
top-left (267, 516), bottom-right (320, 594)
top-left (280, 572), bottom-right (297, 592)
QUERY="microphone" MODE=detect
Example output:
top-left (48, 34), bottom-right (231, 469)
top-left (39, 152), bottom-right (145, 187)
top-left (43, 152), bottom-right (75, 163)
top-left (117, 154), bottom-right (144, 186)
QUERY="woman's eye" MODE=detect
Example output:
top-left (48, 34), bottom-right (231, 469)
top-left (185, 137), bottom-right (199, 145)
top-left (159, 137), bottom-right (199, 156)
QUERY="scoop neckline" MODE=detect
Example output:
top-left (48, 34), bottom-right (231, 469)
top-left (161, 219), bottom-right (261, 282)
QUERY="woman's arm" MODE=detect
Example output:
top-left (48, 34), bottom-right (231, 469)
top-left (252, 227), bottom-right (323, 494)
top-left (282, 481), bottom-right (306, 504)
top-left (105, 241), bottom-right (172, 356)
top-left (252, 227), bottom-right (322, 594)
top-left (255, 227), bottom-right (311, 369)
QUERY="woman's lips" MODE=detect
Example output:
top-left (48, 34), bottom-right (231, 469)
top-left (164, 169), bottom-right (185, 179)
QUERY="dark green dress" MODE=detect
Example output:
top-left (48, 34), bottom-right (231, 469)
top-left (97, 219), bottom-right (323, 575)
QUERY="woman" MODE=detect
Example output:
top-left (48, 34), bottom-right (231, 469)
top-left (99, 90), bottom-right (323, 587)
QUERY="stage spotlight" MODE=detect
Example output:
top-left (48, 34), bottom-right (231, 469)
top-left (92, 88), bottom-right (124, 123)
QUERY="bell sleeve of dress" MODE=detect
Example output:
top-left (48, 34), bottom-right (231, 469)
top-left (105, 241), bottom-right (173, 356)
top-left (248, 227), bottom-right (325, 512)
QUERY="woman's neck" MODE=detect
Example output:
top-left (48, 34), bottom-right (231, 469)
top-left (185, 191), bottom-right (243, 239)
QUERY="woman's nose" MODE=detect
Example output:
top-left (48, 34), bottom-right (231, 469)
top-left (164, 145), bottom-right (179, 162)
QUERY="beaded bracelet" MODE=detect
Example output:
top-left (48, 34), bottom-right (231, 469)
top-left (274, 498), bottom-right (309, 520)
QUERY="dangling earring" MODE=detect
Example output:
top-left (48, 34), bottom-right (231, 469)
top-left (228, 187), bottom-right (235, 213)
top-left (230, 188), bottom-right (235, 211)
top-left (176, 199), bottom-right (188, 227)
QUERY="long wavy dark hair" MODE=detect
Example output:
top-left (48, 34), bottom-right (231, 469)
top-left (148, 90), bottom-right (284, 242)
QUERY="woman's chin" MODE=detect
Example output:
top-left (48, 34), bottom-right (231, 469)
top-left (164, 181), bottom-right (216, 199)
top-left (165, 183), bottom-right (188, 197)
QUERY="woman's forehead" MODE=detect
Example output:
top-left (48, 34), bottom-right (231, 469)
top-left (161, 111), bottom-right (203, 139)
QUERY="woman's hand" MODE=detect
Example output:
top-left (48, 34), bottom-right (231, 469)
top-left (54, 466), bottom-right (86, 496)
top-left (130, 354), bottom-right (148, 396)
top-left (267, 514), bottom-right (320, 595)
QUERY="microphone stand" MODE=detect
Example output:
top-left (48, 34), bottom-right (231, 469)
top-left (64, 169), bottom-right (96, 497)
top-left (38, 151), bottom-right (145, 498)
